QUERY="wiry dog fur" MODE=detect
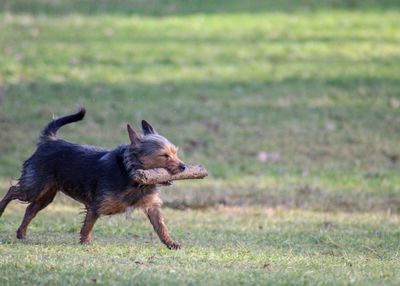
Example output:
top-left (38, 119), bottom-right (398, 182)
top-left (0, 108), bottom-right (186, 249)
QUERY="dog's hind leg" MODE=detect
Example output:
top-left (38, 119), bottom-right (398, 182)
top-left (0, 185), bottom-right (21, 217)
top-left (16, 187), bottom-right (57, 239)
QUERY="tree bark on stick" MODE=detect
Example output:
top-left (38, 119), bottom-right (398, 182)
top-left (132, 164), bottom-right (208, 185)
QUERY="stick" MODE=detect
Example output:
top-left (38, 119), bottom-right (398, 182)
top-left (132, 164), bottom-right (208, 185)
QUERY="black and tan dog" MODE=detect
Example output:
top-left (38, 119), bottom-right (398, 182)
top-left (0, 108), bottom-right (186, 249)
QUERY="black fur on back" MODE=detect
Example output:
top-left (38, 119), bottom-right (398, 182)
top-left (19, 140), bottom-right (142, 205)
top-left (19, 107), bottom-right (152, 207)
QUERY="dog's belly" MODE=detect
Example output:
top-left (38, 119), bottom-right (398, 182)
top-left (60, 187), bottom-right (91, 205)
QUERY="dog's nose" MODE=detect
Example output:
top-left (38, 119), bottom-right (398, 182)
top-left (178, 163), bottom-right (186, 172)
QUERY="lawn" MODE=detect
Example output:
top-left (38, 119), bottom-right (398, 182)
top-left (0, 0), bottom-right (399, 285)
top-left (1, 203), bottom-right (399, 285)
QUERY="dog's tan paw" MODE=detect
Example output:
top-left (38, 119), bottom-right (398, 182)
top-left (166, 241), bottom-right (181, 250)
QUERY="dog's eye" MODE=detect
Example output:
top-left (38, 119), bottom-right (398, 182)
top-left (161, 154), bottom-right (170, 159)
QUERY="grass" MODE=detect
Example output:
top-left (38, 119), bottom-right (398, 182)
top-left (0, 0), bottom-right (399, 285)
top-left (0, 2), bottom-right (399, 211)
top-left (1, 202), bottom-right (400, 285)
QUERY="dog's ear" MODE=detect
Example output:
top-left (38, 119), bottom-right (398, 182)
top-left (141, 120), bottom-right (157, 135)
top-left (127, 124), bottom-right (141, 146)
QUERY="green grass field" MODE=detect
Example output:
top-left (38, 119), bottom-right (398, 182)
top-left (1, 204), bottom-right (399, 285)
top-left (0, 0), bottom-right (399, 285)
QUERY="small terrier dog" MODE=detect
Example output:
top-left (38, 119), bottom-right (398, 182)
top-left (0, 108), bottom-right (186, 249)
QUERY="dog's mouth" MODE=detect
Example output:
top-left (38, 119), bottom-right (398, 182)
top-left (168, 168), bottom-right (181, 175)
top-left (167, 162), bottom-right (186, 175)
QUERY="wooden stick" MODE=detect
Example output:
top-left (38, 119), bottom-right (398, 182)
top-left (132, 164), bottom-right (208, 185)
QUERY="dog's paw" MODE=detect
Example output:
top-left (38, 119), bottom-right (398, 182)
top-left (80, 237), bottom-right (93, 245)
top-left (166, 241), bottom-right (181, 250)
top-left (16, 229), bottom-right (26, 240)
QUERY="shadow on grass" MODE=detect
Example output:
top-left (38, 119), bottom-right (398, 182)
top-left (2, 76), bottom-right (399, 100)
top-left (1, 78), bottom-right (399, 212)
top-left (1, 0), bottom-right (399, 16)
top-left (28, 34), bottom-right (400, 49)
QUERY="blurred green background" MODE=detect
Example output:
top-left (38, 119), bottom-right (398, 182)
top-left (0, 0), bottom-right (399, 210)
top-left (1, 1), bottom-right (400, 285)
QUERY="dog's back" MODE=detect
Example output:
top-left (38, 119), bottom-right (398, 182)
top-left (17, 108), bottom-right (130, 204)
top-left (22, 139), bottom-right (121, 203)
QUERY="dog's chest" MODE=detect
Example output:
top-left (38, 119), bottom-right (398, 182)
top-left (98, 197), bottom-right (130, 215)
top-left (98, 186), bottom-right (159, 215)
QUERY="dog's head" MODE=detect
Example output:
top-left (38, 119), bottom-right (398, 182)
top-left (127, 120), bottom-right (186, 174)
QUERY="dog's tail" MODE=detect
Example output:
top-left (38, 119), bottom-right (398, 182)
top-left (41, 107), bottom-right (86, 139)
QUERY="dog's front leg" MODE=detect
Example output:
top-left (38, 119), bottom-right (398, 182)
top-left (80, 209), bottom-right (99, 244)
top-left (144, 207), bottom-right (181, 250)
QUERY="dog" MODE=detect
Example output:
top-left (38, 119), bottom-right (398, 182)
top-left (0, 108), bottom-right (186, 249)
